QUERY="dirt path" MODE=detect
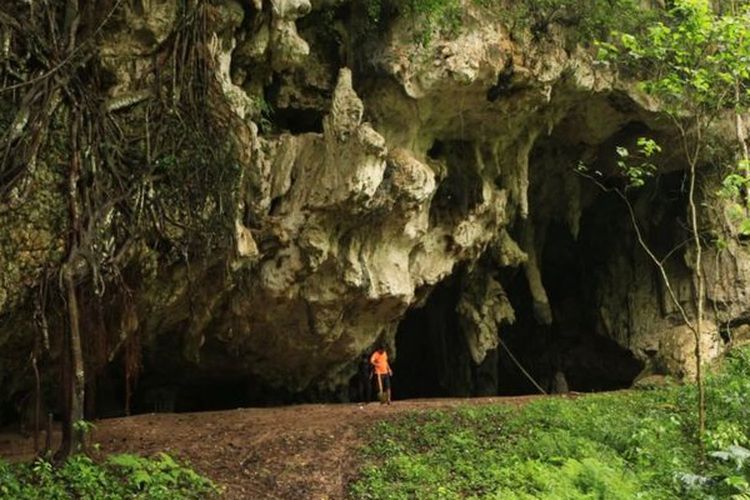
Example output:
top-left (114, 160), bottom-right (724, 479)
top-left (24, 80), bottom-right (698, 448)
top-left (0, 396), bottom-right (543, 499)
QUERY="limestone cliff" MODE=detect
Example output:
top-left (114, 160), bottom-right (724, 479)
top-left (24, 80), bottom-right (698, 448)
top-left (1, 0), bottom-right (748, 411)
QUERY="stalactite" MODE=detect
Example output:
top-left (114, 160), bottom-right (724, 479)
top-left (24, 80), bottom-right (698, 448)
top-left (520, 219), bottom-right (552, 325)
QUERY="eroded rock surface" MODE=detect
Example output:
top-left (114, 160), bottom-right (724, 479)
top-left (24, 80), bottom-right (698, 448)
top-left (1, 1), bottom-right (749, 407)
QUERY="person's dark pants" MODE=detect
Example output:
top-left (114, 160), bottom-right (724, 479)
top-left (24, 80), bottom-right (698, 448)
top-left (377, 374), bottom-right (391, 403)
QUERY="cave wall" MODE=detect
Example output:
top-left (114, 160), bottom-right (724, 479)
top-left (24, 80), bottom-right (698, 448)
top-left (1, 0), bottom-right (749, 412)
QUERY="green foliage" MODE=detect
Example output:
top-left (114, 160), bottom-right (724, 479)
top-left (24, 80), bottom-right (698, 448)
top-left (351, 346), bottom-right (750, 499)
top-left (0, 453), bottom-right (218, 500)
top-left (73, 419), bottom-right (96, 436)
top-left (602, 0), bottom-right (750, 230)
top-left (604, 0), bottom-right (750, 113)
top-left (252, 95), bottom-right (275, 134)
top-left (356, 0), bottom-right (657, 48)
top-left (717, 164), bottom-right (750, 236)
top-left (598, 0), bottom-right (750, 192)
top-left (616, 137), bottom-right (662, 188)
top-left (361, 0), bottom-right (385, 25)
top-left (474, 0), bottom-right (659, 45)
top-left (401, 0), bottom-right (463, 45)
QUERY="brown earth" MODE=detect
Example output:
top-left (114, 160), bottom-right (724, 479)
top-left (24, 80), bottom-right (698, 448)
top-left (0, 396), bottom-right (548, 499)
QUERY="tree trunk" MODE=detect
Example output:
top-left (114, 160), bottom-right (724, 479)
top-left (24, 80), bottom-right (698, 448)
top-left (32, 352), bottom-right (41, 455)
top-left (57, 111), bottom-right (86, 459)
top-left (688, 158), bottom-right (706, 439)
top-left (57, 324), bottom-right (72, 460)
top-left (63, 263), bottom-right (86, 454)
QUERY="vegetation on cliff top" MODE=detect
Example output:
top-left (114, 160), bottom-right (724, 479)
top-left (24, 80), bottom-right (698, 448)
top-left (359, 0), bottom-right (660, 45)
top-left (350, 345), bottom-right (750, 499)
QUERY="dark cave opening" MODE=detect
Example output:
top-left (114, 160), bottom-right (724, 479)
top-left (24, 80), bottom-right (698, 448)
top-left (391, 275), bottom-right (473, 400)
top-left (510, 165), bottom-right (693, 393)
top-left (81, 358), bottom-right (354, 421)
top-left (272, 107), bottom-right (325, 134)
top-left (117, 333), bottom-right (338, 415)
top-left (498, 217), bottom-right (645, 395)
top-left (81, 334), bottom-right (316, 420)
top-left (391, 185), bottom-right (662, 400)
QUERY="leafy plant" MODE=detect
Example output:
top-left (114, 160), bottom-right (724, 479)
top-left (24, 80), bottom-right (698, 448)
top-left (0, 453), bottom-right (219, 499)
top-left (73, 419), bottom-right (95, 435)
top-left (252, 95), bottom-right (275, 134)
top-left (615, 137), bottom-right (662, 188)
top-left (401, 0), bottom-right (463, 46)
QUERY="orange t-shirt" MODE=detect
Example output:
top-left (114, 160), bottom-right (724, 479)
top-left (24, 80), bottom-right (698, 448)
top-left (370, 350), bottom-right (391, 375)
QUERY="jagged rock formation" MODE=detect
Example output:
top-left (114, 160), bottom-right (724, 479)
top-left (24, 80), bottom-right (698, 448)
top-left (1, 0), bottom-right (749, 412)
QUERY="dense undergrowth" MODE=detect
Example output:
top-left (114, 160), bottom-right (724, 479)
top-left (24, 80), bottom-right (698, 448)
top-left (358, 0), bottom-right (658, 46)
top-left (0, 452), bottom-right (218, 499)
top-left (351, 345), bottom-right (750, 499)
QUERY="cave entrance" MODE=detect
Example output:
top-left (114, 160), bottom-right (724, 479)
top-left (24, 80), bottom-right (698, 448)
top-left (392, 193), bottom-right (653, 400)
top-left (88, 333), bottom-right (341, 419)
top-left (391, 275), bottom-right (474, 400)
top-left (499, 162), bottom-right (695, 396)
top-left (498, 216), bottom-right (645, 395)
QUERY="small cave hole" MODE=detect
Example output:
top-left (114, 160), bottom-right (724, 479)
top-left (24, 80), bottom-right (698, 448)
top-left (486, 59), bottom-right (515, 102)
top-left (269, 195), bottom-right (283, 216)
top-left (427, 140), bottom-right (445, 160)
top-left (429, 141), bottom-right (485, 225)
top-left (273, 107), bottom-right (325, 134)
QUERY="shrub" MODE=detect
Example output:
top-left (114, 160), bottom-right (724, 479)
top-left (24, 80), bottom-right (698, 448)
top-left (0, 453), bottom-right (218, 500)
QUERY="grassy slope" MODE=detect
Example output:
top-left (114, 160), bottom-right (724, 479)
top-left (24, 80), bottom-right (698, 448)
top-left (351, 346), bottom-right (750, 499)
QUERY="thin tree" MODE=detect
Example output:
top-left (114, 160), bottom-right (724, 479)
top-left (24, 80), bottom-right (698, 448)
top-left (595, 0), bottom-right (750, 438)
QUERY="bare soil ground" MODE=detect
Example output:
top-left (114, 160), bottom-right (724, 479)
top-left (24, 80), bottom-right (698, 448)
top-left (0, 396), bottom-right (544, 499)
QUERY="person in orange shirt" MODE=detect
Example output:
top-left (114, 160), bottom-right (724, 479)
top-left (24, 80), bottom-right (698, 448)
top-left (369, 344), bottom-right (393, 405)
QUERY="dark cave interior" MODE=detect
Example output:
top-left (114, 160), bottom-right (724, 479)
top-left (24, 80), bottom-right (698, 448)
top-left (390, 177), bottom-right (681, 400)
top-left (390, 153), bottom-right (695, 400)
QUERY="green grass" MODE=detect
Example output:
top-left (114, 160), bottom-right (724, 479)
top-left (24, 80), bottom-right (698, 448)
top-left (0, 452), bottom-right (219, 499)
top-left (350, 346), bottom-right (750, 499)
